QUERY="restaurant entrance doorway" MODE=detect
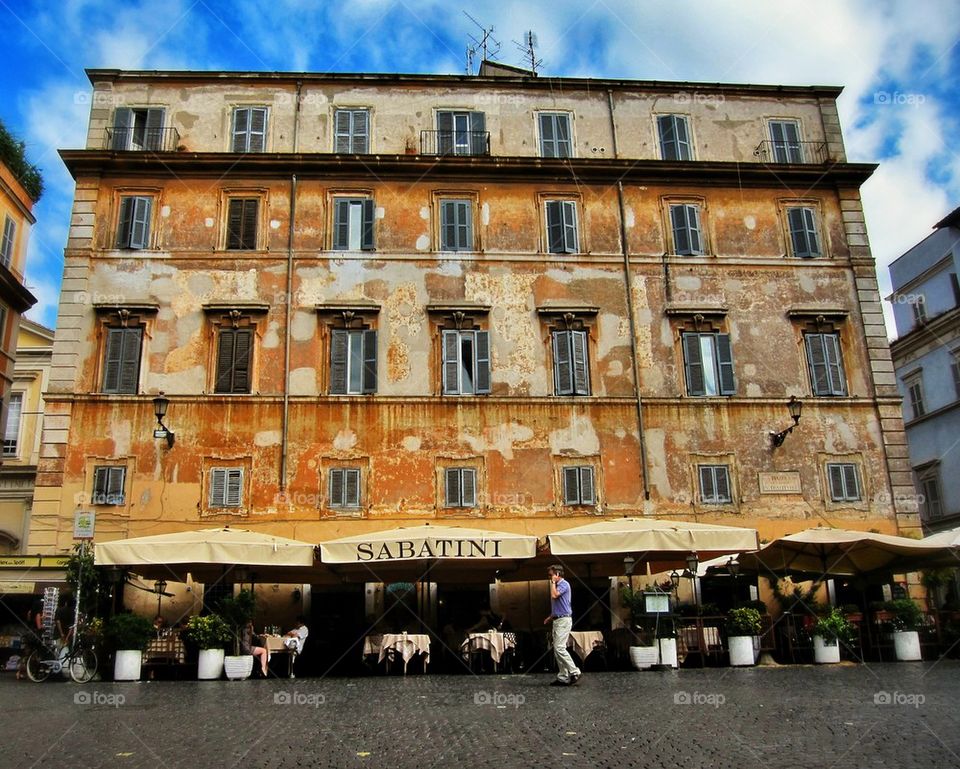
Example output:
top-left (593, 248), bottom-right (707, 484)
top-left (307, 583), bottom-right (366, 676)
top-left (436, 584), bottom-right (492, 672)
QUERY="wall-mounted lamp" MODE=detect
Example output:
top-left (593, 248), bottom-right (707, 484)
top-left (153, 392), bottom-right (175, 448)
top-left (770, 396), bottom-right (803, 448)
top-left (623, 555), bottom-right (636, 576)
top-left (669, 570), bottom-right (682, 591)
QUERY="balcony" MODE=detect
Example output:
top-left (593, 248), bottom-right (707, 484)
top-left (753, 140), bottom-right (828, 164)
top-left (420, 130), bottom-right (490, 157)
top-left (104, 126), bottom-right (181, 152)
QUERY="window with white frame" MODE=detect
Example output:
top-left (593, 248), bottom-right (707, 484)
top-left (545, 200), bottom-right (578, 254)
top-left (444, 467), bottom-right (477, 508)
top-left (328, 467), bottom-right (361, 509)
top-left (539, 113), bottom-right (572, 158)
top-left (334, 109), bottom-right (369, 153)
top-left (698, 465), bottom-right (732, 504)
top-left (826, 462), bottom-right (861, 502)
top-left (439, 199), bottom-right (473, 251)
top-left (231, 107), bottom-right (268, 152)
top-left (92, 465), bottom-right (126, 505)
top-left (657, 115), bottom-right (692, 161)
top-left (332, 198), bottom-right (375, 251)
top-left (330, 328), bottom-right (377, 395)
top-left (552, 329), bottom-right (590, 396)
top-left (786, 206), bottom-right (822, 258)
top-left (209, 467), bottom-right (243, 508)
top-left (905, 373), bottom-right (925, 420)
top-left (2, 392), bottom-right (22, 457)
top-left (116, 196), bottom-right (153, 249)
top-left (562, 466), bottom-right (595, 505)
top-left (669, 203), bottom-right (704, 255)
top-left (804, 332), bottom-right (847, 396)
top-left (682, 332), bottom-right (735, 396)
top-left (0, 216), bottom-right (16, 268)
top-left (918, 467), bottom-right (944, 520)
top-left (442, 329), bottom-right (490, 395)
top-left (769, 120), bottom-right (803, 163)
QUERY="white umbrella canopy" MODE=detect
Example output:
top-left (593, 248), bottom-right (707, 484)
top-left (922, 526), bottom-right (960, 548)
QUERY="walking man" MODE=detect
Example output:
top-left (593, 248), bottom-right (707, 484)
top-left (544, 564), bottom-right (581, 686)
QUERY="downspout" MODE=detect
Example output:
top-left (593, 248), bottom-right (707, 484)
top-left (606, 89), bottom-right (619, 158)
top-left (292, 79), bottom-right (303, 152)
top-left (618, 181), bottom-right (651, 501)
top-left (280, 175), bottom-right (297, 491)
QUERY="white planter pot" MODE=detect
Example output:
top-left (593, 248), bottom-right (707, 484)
top-left (728, 635), bottom-right (757, 667)
top-left (113, 650), bottom-right (143, 681)
top-left (813, 635), bottom-right (841, 664)
top-left (197, 648), bottom-right (225, 680)
top-left (224, 655), bottom-right (254, 680)
top-left (658, 638), bottom-right (679, 669)
top-left (893, 630), bottom-right (922, 661)
top-left (629, 641), bottom-right (678, 670)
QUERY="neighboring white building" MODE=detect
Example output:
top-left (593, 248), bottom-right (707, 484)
top-left (889, 206), bottom-right (960, 531)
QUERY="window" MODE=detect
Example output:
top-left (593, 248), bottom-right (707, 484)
top-left (226, 198), bottom-right (259, 250)
top-left (911, 296), bottom-right (927, 325)
top-left (951, 351), bottom-right (960, 399)
top-left (116, 196), bottom-right (153, 249)
top-left (657, 115), bottom-right (692, 161)
top-left (330, 329), bottom-right (377, 394)
top-left (826, 463), bottom-right (861, 502)
top-left (539, 113), bottom-right (572, 158)
top-left (209, 468), bottom-right (243, 508)
top-left (101, 327), bottom-right (143, 394)
top-left (905, 374), bottom-right (925, 419)
top-left (111, 107), bottom-right (165, 151)
top-left (440, 199), bottom-right (473, 251)
top-left (3, 392), bottom-right (22, 457)
top-left (0, 216), bottom-right (15, 268)
top-left (805, 332), bottom-right (847, 396)
top-left (444, 467), bottom-right (477, 507)
top-left (545, 201), bottom-right (578, 254)
top-left (699, 465), bottom-right (732, 504)
top-left (436, 111), bottom-right (487, 156)
top-left (92, 466), bottom-right (126, 505)
top-left (231, 107), bottom-right (267, 152)
top-left (670, 204), bottom-right (703, 255)
top-left (442, 329), bottom-right (490, 395)
top-left (334, 109), bottom-right (369, 153)
top-left (682, 333), bottom-right (735, 396)
top-left (214, 328), bottom-right (253, 394)
top-left (552, 329), bottom-right (590, 396)
top-left (333, 198), bottom-right (375, 251)
top-left (329, 468), bottom-right (361, 509)
top-left (562, 466), bottom-right (595, 505)
top-left (786, 207), bottom-right (821, 258)
top-left (951, 273), bottom-right (960, 307)
top-left (918, 468), bottom-right (944, 520)
top-left (769, 120), bottom-right (803, 163)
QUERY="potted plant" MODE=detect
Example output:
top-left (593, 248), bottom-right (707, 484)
top-left (104, 613), bottom-right (154, 681)
top-left (841, 603), bottom-right (864, 623)
top-left (183, 615), bottom-right (232, 679)
top-left (217, 590), bottom-right (256, 680)
top-left (725, 607), bottom-right (762, 667)
top-left (622, 588), bottom-right (678, 670)
top-left (812, 608), bottom-right (856, 664)
top-left (886, 598), bottom-right (924, 661)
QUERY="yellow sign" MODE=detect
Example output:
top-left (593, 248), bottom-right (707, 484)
top-left (0, 581), bottom-right (35, 594)
top-left (0, 556), bottom-right (42, 568)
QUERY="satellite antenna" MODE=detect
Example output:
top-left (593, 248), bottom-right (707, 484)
top-left (463, 11), bottom-right (500, 73)
top-left (513, 30), bottom-right (542, 76)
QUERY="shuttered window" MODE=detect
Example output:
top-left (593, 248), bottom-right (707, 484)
top-left (116, 196), bottom-right (153, 249)
top-left (905, 375), bottom-right (925, 419)
top-left (786, 207), bottom-right (821, 258)
top-left (0, 216), bottom-right (15, 268)
top-left (209, 468), bottom-right (243, 507)
top-left (805, 333), bottom-right (847, 396)
top-left (826, 463), bottom-right (861, 502)
top-left (440, 200), bottom-right (473, 251)
top-left (545, 201), bottom-right (578, 254)
top-left (333, 198), bottom-right (375, 251)
top-left (562, 466), bottom-right (595, 505)
top-left (682, 333), bottom-right (735, 396)
top-left (699, 465), bottom-right (732, 504)
top-left (919, 469), bottom-right (943, 520)
top-left (539, 113), bottom-right (572, 158)
top-left (444, 468), bottom-right (477, 507)
top-left (329, 468), bottom-right (361, 509)
top-left (111, 107), bottom-right (165, 151)
top-left (769, 120), bottom-right (803, 163)
top-left (552, 329), bottom-right (590, 396)
top-left (232, 107), bottom-right (268, 152)
top-left (657, 115), bottom-right (692, 161)
top-left (214, 328), bottom-right (253, 394)
top-left (92, 466), bottom-right (126, 505)
top-left (437, 111), bottom-right (487, 156)
top-left (670, 203), bottom-right (704, 255)
top-left (102, 327), bottom-right (143, 394)
top-left (334, 109), bottom-right (369, 153)
top-left (226, 198), bottom-right (259, 250)
top-left (2, 392), bottom-right (22, 457)
top-left (442, 329), bottom-right (490, 395)
top-left (330, 329), bottom-right (377, 394)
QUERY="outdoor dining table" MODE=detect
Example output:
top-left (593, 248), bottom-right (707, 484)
top-left (567, 630), bottom-right (605, 661)
top-left (460, 631), bottom-right (516, 667)
top-left (364, 632), bottom-right (430, 673)
top-left (263, 634), bottom-right (297, 677)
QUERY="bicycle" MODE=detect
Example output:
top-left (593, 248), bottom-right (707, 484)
top-left (24, 624), bottom-right (98, 683)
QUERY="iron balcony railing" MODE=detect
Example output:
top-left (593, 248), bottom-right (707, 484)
top-left (753, 140), bottom-right (829, 164)
top-left (419, 130), bottom-right (490, 157)
top-left (104, 126), bottom-right (182, 152)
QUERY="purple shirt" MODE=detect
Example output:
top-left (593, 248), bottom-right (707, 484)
top-left (551, 578), bottom-right (572, 617)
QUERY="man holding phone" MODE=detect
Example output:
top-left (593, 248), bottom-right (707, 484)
top-left (544, 564), bottom-right (581, 686)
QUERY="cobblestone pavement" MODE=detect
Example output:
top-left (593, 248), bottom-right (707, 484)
top-left (2, 662), bottom-right (959, 769)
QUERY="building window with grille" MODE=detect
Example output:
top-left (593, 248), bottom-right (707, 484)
top-left (439, 199), bottom-right (473, 252)
top-left (805, 332), bottom-right (847, 396)
top-left (562, 466), bottom-right (595, 505)
top-left (226, 198), bottom-right (259, 250)
top-left (101, 326), bottom-right (143, 394)
top-left (826, 462), bottom-right (861, 502)
top-left (698, 465), bottom-right (732, 504)
top-left (214, 327), bottom-right (253, 394)
top-left (769, 119), bottom-right (803, 163)
top-left (330, 328), bottom-right (377, 395)
top-left (334, 109), bottom-right (369, 153)
top-left (332, 198), bottom-right (375, 251)
top-left (786, 206), bottom-right (822, 258)
top-left (209, 467), bottom-right (243, 508)
top-left (538, 113), bottom-right (573, 158)
top-left (2, 392), bottom-right (22, 457)
top-left (442, 329), bottom-right (490, 395)
top-left (657, 115), bottom-right (692, 161)
top-left (444, 467), bottom-right (477, 508)
top-left (669, 203), bottom-right (704, 255)
top-left (904, 373), bottom-right (925, 420)
top-left (545, 200), bottom-right (579, 254)
top-left (682, 332), bottom-right (735, 396)
top-left (116, 196), bottom-right (153, 249)
top-left (552, 329), bottom-right (591, 396)
top-left (92, 465), bottom-right (126, 505)
top-left (231, 107), bottom-right (268, 152)
top-left (328, 468), bottom-right (361, 509)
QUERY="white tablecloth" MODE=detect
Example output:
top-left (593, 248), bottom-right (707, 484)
top-left (567, 631), bottom-right (605, 660)
top-left (461, 631), bottom-right (516, 664)
top-left (371, 633), bottom-right (430, 672)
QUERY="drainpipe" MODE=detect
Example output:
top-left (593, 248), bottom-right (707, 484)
top-left (292, 80), bottom-right (303, 152)
top-left (280, 174), bottom-right (297, 491)
top-left (606, 89), bottom-right (619, 158)
top-left (618, 181), bottom-right (651, 500)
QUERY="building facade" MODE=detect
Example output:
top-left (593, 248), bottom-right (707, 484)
top-left (29, 66), bottom-right (915, 569)
top-left (889, 207), bottom-right (960, 532)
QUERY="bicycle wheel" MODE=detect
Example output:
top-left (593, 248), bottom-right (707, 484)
top-left (25, 650), bottom-right (51, 682)
top-left (69, 647), bottom-right (98, 683)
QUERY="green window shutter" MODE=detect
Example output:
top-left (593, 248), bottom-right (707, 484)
top-left (842, 464), bottom-right (860, 500)
top-left (658, 115), bottom-right (676, 160)
top-left (469, 111), bottom-right (486, 155)
top-left (209, 469), bottom-right (226, 506)
top-left (715, 467), bottom-right (731, 503)
top-left (563, 466), bottom-right (580, 504)
top-left (330, 329), bottom-right (349, 394)
top-left (805, 334), bottom-right (830, 396)
top-left (333, 199), bottom-right (350, 250)
top-left (129, 197), bottom-right (152, 249)
top-left (715, 334), bottom-right (736, 395)
top-left (546, 201), bottom-right (564, 253)
top-left (116, 198), bottom-right (134, 248)
top-left (686, 205), bottom-right (702, 254)
top-left (102, 328), bottom-right (124, 392)
top-left (539, 113), bottom-right (556, 157)
top-left (802, 208), bottom-right (821, 257)
top-left (461, 469), bottom-right (476, 507)
top-left (442, 329), bottom-right (460, 394)
top-left (445, 468), bottom-right (460, 506)
top-left (555, 115), bottom-right (571, 157)
top-left (674, 116), bottom-right (690, 160)
top-left (345, 469), bottom-right (361, 507)
top-left (827, 464), bottom-right (845, 501)
top-left (787, 208), bottom-right (812, 257)
top-left (456, 201), bottom-right (472, 250)
top-left (329, 469), bottom-right (345, 507)
top-left (225, 469), bottom-right (243, 506)
top-left (553, 330), bottom-right (573, 395)
top-left (437, 111), bottom-right (454, 155)
top-left (699, 466), bottom-right (716, 503)
top-left (226, 199), bottom-right (244, 249)
top-left (117, 328), bottom-right (142, 394)
top-left (352, 110), bottom-right (369, 153)
top-left (474, 330), bottom-right (491, 394)
top-left (571, 330), bottom-right (590, 395)
top-left (361, 330), bottom-right (378, 394)
top-left (240, 199), bottom-right (258, 249)
top-left (823, 333), bottom-right (846, 395)
top-left (579, 467), bottom-right (595, 504)
top-left (440, 201), bottom-right (455, 250)
top-left (232, 108), bottom-right (249, 152)
top-left (682, 333), bottom-right (705, 395)
top-left (107, 467), bottom-right (126, 504)
top-left (248, 108), bottom-right (267, 152)
top-left (361, 199), bottom-right (375, 250)
top-left (215, 330), bottom-right (236, 393)
top-left (334, 110), bottom-right (352, 153)
top-left (112, 107), bottom-right (133, 150)
top-left (144, 108), bottom-right (164, 150)
top-left (562, 201), bottom-right (578, 253)
top-left (670, 204), bottom-right (690, 255)
top-left (231, 329), bottom-right (252, 393)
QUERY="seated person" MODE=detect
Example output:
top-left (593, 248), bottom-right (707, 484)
top-left (241, 620), bottom-right (270, 676)
top-left (153, 615), bottom-right (168, 635)
top-left (283, 616), bottom-right (309, 654)
top-left (467, 607), bottom-right (503, 634)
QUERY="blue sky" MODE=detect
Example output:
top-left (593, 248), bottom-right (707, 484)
top-left (2, 0), bottom-right (959, 333)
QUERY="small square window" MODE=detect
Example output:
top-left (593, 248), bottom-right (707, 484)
top-left (209, 467), bottom-right (243, 507)
top-left (826, 463), bottom-right (861, 502)
top-left (562, 466), bottom-right (595, 505)
top-left (444, 468), bottom-right (477, 507)
top-left (329, 468), bottom-right (361, 509)
top-left (92, 466), bottom-right (126, 505)
top-left (334, 109), bottom-right (369, 153)
top-left (698, 465), bottom-right (732, 504)
top-left (232, 107), bottom-right (268, 152)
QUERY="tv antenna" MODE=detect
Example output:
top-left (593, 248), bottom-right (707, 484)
top-left (513, 30), bottom-right (542, 76)
top-left (464, 11), bottom-right (500, 73)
